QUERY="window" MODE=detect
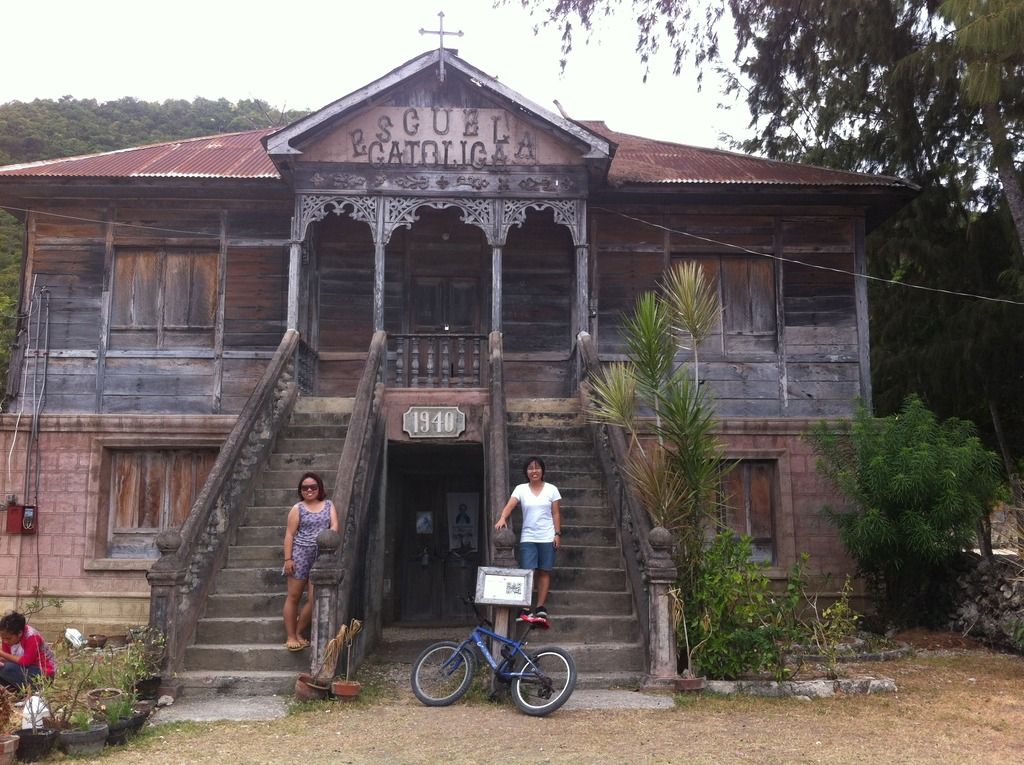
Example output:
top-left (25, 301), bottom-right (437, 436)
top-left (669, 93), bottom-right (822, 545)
top-left (720, 460), bottom-right (777, 563)
top-left (111, 248), bottom-right (217, 349)
top-left (672, 254), bottom-right (777, 355)
top-left (107, 449), bottom-right (217, 558)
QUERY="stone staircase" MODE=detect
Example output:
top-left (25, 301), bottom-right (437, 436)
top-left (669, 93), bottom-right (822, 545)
top-left (176, 397), bottom-right (351, 697)
top-left (505, 398), bottom-right (645, 687)
top-left (372, 399), bottom-right (646, 689)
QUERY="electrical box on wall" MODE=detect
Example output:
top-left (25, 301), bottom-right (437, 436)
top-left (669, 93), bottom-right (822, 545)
top-left (5, 503), bottom-right (37, 535)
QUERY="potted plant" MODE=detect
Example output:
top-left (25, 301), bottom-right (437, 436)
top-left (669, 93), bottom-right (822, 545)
top-left (331, 619), bottom-right (364, 700)
top-left (109, 628), bottom-right (165, 701)
top-left (670, 586), bottom-right (709, 691)
top-left (56, 709), bottom-right (107, 757)
top-left (13, 693), bottom-right (55, 763)
top-left (104, 693), bottom-right (148, 746)
top-left (0, 688), bottom-right (19, 765)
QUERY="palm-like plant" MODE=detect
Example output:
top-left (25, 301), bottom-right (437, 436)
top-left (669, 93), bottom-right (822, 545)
top-left (662, 261), bottom-right (720, 386)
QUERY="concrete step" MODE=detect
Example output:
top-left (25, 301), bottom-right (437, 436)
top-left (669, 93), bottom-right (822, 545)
top-left (555, 505), bottom-right (613, 526)
top-left (267, 453), bottom-right (339, 471)
top-left (554, 545), bottom-right (624, 569)
top-left (543, 590), bottom-right (634, 614)
top-left (235, 526), bottom-right (289, 546)
top-left (551, 567), bottom-right (629, 592)
top-left (177, 670), bottom-right (298, 698)
top-left (507, 454), bottom-right (607, 470)
top-left (203, 593), bottom-right (289, 618)
top-left (273, 437), bottom-right (346, 455)
top-left (253, 487), bottom-right (346, 507)
top-left (560, 527), bottom-right (617, 545)
top-left (211, 567), bottom-right (286, 594)
top-left (279, 424), bottom-right (348, 439)
top-left (241, 507), bottom-right (293, 527)
top-left (257, 470), bottom-right (338, 491)
top-left (226, 546), bottom-right (281, 567)
top-left (195, 617), bottom-right (285, 644)
top-left (184, 643), bottom-right (312, 672)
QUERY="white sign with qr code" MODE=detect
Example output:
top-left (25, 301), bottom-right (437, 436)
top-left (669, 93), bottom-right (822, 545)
top-left (475, 567), bottom-right (533, 607)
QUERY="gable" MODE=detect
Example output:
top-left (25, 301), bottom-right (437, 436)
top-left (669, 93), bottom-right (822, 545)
top-left (300, 103), bottom-right (582, 168)
top-left (266, 50), bottom-right (611, 175)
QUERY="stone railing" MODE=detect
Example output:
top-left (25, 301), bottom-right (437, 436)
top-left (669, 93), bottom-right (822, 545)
top-left (147, 329), bottom-right (300, 683)
top-left (388, 333), bottom-right (486, 387)
top-left (309, 331), bottom-right (388, 672)
top-left (575, 330), bottom-right (679, 690)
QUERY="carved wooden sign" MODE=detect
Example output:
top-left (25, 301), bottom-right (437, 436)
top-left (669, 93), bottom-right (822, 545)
top-left (402, 405), bottom-right (467, 438)
top-left (303, 107), bottom-right (583, 168)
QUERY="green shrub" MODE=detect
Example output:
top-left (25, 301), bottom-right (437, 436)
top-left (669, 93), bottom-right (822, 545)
top-left (683, 534), bottom-right (806, 680)
top-left (807, 396), bottom-right (1004, 624)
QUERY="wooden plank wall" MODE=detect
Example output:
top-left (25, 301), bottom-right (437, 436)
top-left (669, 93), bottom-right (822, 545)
top-left (593, 206), bottom-right (863, 417)
top-left (17, 199), bottom-right (290, 415)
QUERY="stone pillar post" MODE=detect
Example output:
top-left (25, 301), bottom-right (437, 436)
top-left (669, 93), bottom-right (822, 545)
top-left (146, 529), bottom-right (186, 698)
top-left (309, 529), bottom-right (343, 673)
top-left (642, 526), bottom-right (680, 691)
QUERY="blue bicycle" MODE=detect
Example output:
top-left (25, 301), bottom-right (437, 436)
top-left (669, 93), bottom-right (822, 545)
top-left (410, 600), bottom-right (577, 716)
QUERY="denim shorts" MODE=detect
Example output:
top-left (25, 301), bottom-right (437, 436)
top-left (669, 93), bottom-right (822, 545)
top-left (518, 542), bottom-right (556, 571)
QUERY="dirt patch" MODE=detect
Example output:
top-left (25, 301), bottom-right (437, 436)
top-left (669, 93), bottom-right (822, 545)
top-left (895, 627), bottom-right (991, 653)
top-left (66, 631), bottom-right (1024, 765)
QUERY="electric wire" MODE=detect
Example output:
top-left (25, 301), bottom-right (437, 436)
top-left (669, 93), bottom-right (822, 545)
top-left (592, 206), bottom-right (1024, 307)
top-left (3, 201), bottom-right (1022, 306)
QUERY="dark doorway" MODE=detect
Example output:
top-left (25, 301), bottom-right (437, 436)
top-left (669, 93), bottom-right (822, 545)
top-left (387, 443), bottom-right (484, 624)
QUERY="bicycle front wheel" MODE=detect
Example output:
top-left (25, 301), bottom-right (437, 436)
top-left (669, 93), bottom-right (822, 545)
top-left (411, 641), bottom-right (476, 706)
top-left (511, 646), bottom-right (576, 716)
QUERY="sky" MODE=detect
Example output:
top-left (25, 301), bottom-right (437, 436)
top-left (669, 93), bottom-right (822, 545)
top-left (0, 0), bottom-right (749, 149)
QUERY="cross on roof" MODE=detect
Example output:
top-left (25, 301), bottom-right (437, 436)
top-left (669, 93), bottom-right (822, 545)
top-left (420, 11), bottom-right (464, 82)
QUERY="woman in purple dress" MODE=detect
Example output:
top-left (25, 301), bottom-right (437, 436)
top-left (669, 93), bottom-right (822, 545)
top-left (282, 472), bottom-right (339, 651)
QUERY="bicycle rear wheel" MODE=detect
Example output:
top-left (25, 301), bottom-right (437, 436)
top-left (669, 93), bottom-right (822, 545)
top-left (511, 646), bottom-right (576, 716)
top-left (410, 641), bottom-right (476, 706)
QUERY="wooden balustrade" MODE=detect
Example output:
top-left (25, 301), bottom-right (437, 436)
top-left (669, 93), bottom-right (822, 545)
top-left (389, 333), bottom-right (486, 387)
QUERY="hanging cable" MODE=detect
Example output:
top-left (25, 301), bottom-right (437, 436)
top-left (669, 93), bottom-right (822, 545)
top-left (593, 206), bottom-right (1024, 307)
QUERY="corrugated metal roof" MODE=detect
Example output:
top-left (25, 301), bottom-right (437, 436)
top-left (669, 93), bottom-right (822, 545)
top-left (0, 121), bottom-right (912, 190)
top-left (0, 128), bottom-right (280, 179)
top-left (578, 121), bottom-right (912, 188)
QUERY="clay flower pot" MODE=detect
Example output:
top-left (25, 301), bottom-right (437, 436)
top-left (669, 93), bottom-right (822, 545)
top-left (86, 634), bottom-right (107, 648)
top-left (133, 675), bottom-right (162, 701)
top-left (674, 675), bottom-right (706, 692)
top-left (294, 673), bottom-right (329, 702)
top-left (0, 733), bottom-right (18, 765)
top-left (86, 687), bottom-right (125, 711)
top-left (331, 679), bottom-right (362, 700)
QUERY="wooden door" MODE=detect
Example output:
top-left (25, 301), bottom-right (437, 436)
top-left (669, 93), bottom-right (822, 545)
top-left (410, 277), bottom-right (479, 333)
top-left (398, 474), bottom-right (482, 622)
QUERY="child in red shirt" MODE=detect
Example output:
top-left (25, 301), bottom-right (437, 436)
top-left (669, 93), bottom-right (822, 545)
top-left (0, 611), bottom-right (56, 691)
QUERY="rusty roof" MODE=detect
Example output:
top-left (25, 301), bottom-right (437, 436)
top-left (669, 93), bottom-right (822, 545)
top-left (0, 122), bottom-right (913, 190)
top-left (0, 128), bottom-right (280, 179)
top-left (579, 121), bottom-right (913, 189)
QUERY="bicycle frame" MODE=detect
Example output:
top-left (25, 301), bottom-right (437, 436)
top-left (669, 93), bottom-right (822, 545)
top-left (454, 623), bottom-right (543, 683)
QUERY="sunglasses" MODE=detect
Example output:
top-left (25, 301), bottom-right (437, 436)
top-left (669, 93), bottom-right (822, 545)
top-left (300, 484), bottom-right (319, 492)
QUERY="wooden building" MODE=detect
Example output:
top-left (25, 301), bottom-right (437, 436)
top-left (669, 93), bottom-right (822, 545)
top-left (0, 49), bottom-right (914, 691)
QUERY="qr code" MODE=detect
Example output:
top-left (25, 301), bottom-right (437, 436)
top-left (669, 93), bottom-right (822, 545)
top-left (505, 581), bottom-right (523, 596)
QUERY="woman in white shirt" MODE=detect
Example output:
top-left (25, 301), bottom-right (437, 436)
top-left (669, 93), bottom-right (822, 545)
top-left (495, 456), bottom-right (562, 626)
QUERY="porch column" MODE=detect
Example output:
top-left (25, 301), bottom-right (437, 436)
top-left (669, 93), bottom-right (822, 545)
top-left (287, 240), bottom-right (301, 331)
top-left (575, 244), bottom-right (589, 335)
top-left (491, 245), bottom-right (503, 331)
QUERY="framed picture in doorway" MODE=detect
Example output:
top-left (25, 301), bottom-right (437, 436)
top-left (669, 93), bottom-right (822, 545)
top-left (415, 510), bottom-right (433, 535)
top-left (446, 492), bottom-right (479, 552)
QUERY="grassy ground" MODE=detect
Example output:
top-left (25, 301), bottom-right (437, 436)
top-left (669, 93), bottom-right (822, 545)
top-left (64, 631), bottom-right (1023, 765)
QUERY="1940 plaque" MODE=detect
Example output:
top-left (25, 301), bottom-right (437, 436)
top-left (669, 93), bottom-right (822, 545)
top-left (402, 406), bottom-right (466, 438)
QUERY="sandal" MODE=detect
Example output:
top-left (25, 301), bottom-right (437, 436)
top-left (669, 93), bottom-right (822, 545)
top-left (285, 640), bottom-right (304, 652)
top-left (298, 638), bottom-right (310, 648)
